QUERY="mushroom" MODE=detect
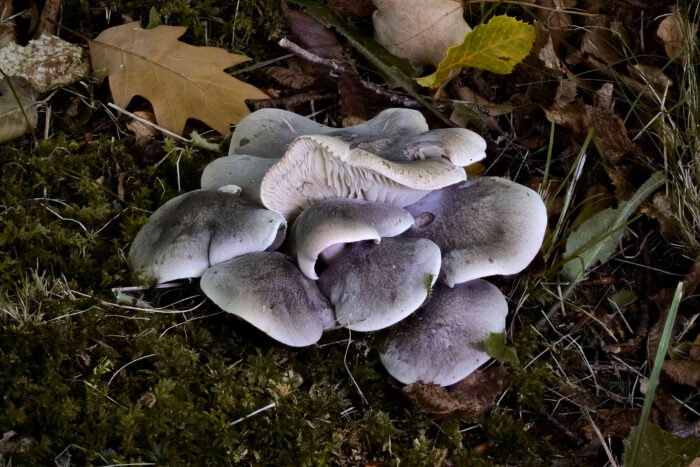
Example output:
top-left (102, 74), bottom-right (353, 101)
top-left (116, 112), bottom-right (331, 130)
top-left (318, 238), bottom-right (441, 332)
top-left (201, 154), bottom-right (278, 205)
top-left (129, 186), bottom-right (286, 284)
top-left (260, 134), bottom-right (470, 219)
top-left (379, 280), bottom-right (507, 386)
top-left (200, 252), bottom-right (336, 347)
top-left (402, 177), bottom-right (547, 287)
top-left (229, 107), bottom-right (430, 158)
top-left (290, 198), bottom-right (415, 280)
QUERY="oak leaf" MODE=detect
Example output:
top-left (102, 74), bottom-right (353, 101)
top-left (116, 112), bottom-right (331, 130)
top-left (89, 22), bottom-right (269, 135)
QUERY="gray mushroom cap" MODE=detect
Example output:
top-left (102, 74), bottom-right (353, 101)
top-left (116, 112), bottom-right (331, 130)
top-left (200, 252), bottom-right (336, 347)
top-left (379, 280), bottom-right (507, 386)
top-left (260, 134), bottom-right (468, 219)
top-left (402, 177), bottom-right (547, 287)
top-left (318, 237), bottom-right (441, 332)
top-left (291, 199), bottom-right (415, 280)
top-left (229, 107), bottom-right (429, 158)
top-left (129, 187), bottom-right (287, 284)
top-left (201, 155), bottom-right (278, 205)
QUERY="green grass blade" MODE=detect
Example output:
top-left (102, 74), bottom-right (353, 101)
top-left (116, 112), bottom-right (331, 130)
top-left (626, 282), bottom-right (683, 467)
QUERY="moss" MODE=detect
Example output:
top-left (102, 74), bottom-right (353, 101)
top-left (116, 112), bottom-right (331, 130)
top-left (62, 0), bottom-right (286, 61)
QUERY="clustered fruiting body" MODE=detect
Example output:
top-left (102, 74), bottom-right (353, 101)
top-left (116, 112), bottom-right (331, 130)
top-left (129, 108), bottom-right (547, 387)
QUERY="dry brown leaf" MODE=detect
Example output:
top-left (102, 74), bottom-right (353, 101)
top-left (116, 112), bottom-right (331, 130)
top-left (372, 0), bottom-right (471, 66)
top-left (657, 11), bottom-right (688, 62)
top-left (536, 0), bottom-right (575, 32)
top-left (401, 367), bottom-right (509, 417)
top-left (455, 84), bottom-right (515, 117)
top-left (690, 333), bottom-right (700, 361)
top-left (283, 0), bottom-right (343, 60)
top-left (265, 65), bottom-right (316, 90)
top-left (663, 360), bottom-right (700, 388)
top-left (0, 34), bottom-right (88, 93)
top-left (0, 0), bottom-right (14, 48)
top-left (546, 83), bottom-right (634, 165)
top-left (338, 72), bottom-right (393, 120)
top-left (89, 22), bottom-right (269, 135)
top-left (581, 17), bottom-right (625, 64)
top-left (126, 110), bottom-right (160, 139)
top-left (0, 76), bottom-right (38, 144)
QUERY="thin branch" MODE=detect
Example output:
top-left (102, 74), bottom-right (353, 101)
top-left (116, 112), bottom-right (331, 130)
top-left (278, 37), bottom-right (420, 108)
top-left (107, 102), bottom-right (191, 143)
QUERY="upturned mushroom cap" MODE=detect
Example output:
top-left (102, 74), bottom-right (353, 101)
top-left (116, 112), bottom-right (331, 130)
top-left (379, 280), bottom-right (507, 386)
top-left (291, 199), bottom-right (415, 280)
top-left (201, 155), bottom-right (278, 205)
top-left (402, 177), bottom-right (547, 287)
top-left (229, 107), bottom-right (429, 158)
top-left (129, 187), bottom-right (287, 284)
top-left (200, 252), bottom-right (336, 347)
top-left (260, 134), bottom-right (467, 219)
top-left (318, 238), bottom-right (441, 332)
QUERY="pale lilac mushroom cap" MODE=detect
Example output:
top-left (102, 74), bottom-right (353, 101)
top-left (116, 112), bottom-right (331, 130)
top-left (318, 238), bottom-right (441, 332)
top-left (200, 252), bottom-right (336, 347)
top-left (403, 177), bottom-right (547, 287)
top-left (260, 134), bottom-right (468, 220)
top-left (290, 198), bottom-right (415, 280)
top-left (379, 280), bottom-right (507, 386)
top-left (229, 107), bottom-right (430, 158)
top-left (201, 154), bottom-right (278, 206)
top-left (129, 187), bottom-right (286, 284)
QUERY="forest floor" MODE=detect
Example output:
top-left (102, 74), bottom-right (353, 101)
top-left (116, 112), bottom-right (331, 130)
top-left (1, 0), bottom-right (699, 465)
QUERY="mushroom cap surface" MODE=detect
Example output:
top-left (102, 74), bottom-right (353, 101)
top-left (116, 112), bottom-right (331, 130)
top-left (201, 154), bottom-right (278, 205)
top-left (260, 134), bottom-right (467, 219)
top-left (229, 107), bottom-right (429, 158)
top-left (318, 238), bottom-right (441, 332)
top-left (379, 280), bottom-right (507, 386)
top-left (403, 177), bottom-right (547, 287)
top-left (129, 188), bottom-right (286, 284)
top-left (200, 252), bottom-right (336, 347)
top-left (333, 128), bottom-right (486, 167)
top-left (291, 199), bottom-right (415, 280)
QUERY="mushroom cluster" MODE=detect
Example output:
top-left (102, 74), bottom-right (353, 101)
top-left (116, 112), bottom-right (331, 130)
top-left (129, 108), bottom-right (547, 387)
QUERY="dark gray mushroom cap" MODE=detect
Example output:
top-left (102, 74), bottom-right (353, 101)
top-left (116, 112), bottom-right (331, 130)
top-left (291, 199), bottom-right (415, 279)
top-left (200, 252), bottom-right (336, 347)
top-left (403, 177), bottom-right (547, 287)
top-left (318, 237), bottom-right (441, 332)
top-left (379, 280), bottom-right (507, 386)
top-left (201, 155), bottom-right (278, 205)
top-left (229, 108), bottom-right (429, 158)
top-left (129, 187), bottom-right (286, 284)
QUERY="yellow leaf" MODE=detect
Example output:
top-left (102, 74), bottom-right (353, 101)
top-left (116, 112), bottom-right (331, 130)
top-left (89, 22), bottom-right (269, 136)
top-left (417, 15), bottom-right (535, 88)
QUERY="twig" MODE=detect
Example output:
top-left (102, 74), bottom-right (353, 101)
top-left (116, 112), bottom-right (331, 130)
top-left (230, 402), bottom-right (277, 426)
top-left (278, 37), bottom-right (420, 108)
top-left (247, 92), bottom-right (335, 110)
top-left (463, 0), bottom-right (602, 17)
top-left (230, 53), bottom-right (295, 76)
top-left (522, 402), bottom-right (584, 446)
top-left (107, 102), bottom-right (191, 143)
top-left (35, 0), bottom-right (64, 39)
top-left (344, 330), bottom-right (369, 406)
top-left (44, 17), bottom-right (90, 43)
top-left (107, 354), bottom-right (157, 386)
